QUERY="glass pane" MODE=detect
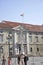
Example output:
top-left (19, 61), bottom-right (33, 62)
top-left (0, 35), bottom-right (3, 42)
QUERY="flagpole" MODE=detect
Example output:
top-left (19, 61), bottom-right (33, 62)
top-left (20, 13), bottom-right (24, 54)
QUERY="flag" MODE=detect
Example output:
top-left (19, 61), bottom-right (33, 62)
top-left (20, 13), bottom-right (24, 16)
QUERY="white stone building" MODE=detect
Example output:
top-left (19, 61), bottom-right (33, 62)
top-left (0, 21), bottom-right (43, 59)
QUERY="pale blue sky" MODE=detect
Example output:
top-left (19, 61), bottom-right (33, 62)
top-left (0, 0), bottom-right (43, 25)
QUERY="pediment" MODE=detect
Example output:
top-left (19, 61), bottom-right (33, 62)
top-left (12, 25), bottom-right (26, 31)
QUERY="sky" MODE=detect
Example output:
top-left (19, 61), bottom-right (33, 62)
top-left (0, 0), bottom-right (43, 25)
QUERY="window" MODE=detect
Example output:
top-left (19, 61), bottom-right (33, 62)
top-left (7, 34), bottom-right (12, 42)
top-left (37, 47), bottom-right (39, 52)
top-left (23, 44), bottom-right (27, 54)
top-left (9, 31), bottom-right (12, 34)
top-left (30, 47), bottom-right (32, 52)
top-left (17, 44), bottom-right (21, 53)
top-left (41, 32), bottom-right (43, 35)
top-left (41, 37), bottom-right (43, 42)
top-left (23, 32), bottom-right (27, 43)
top-left (9, 47), bottom-right (13, 57)
top-left (9, 36), bottom-right (12, 42)
top-left (29, 32), bottom-right (32, 35)
top-left (29, 36), bottom-right (32, 42)
top-left (19, 44), bottom-right (21, 53)
top-left (0, 35), bottom-right (3, 42)
top-left (35, 36), bottom-right (38, 42)
top-left (34, 32), bottom-right (38, 35)
top-left (0, 47), bottom-right (3, 53)
top-left (16, 32), bottom-right (20, 43)
top-left (0, 30), bottom-right (3, 33)
top-left (0, 47), bottom-right (3, 58)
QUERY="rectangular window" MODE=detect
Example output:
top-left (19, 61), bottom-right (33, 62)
top-left (30, 47), bottom-right (32, 52)
top-left (0, 48), bottom-right (3, 53)
top-left (17, 44), bottom-right (21, 53)
top-left (41, 37), bottom-right (43, 43)
top-left (18, 34), bottom-right (20, 43)
top-left (9, 31), bottom-right (12, 34)
top-left (35, 36), bottom-right (38, 42)
top-left (0, 30), bottom-right (3, 33)
top-left (29, 32), bottom-right (32, 35)
top-left (9, 36), bottom-right (12, 42)
top-left (0, 47), bottom-right (3, 58)
top-left (23, 32), bottom-right (27, 43)
top-left (29, 36), bottom-right (32, 42)
top-left (37, 47), bottom-right (39, 52)
top-left (23, 44), bottom-right (27, 54)
top-left (0, 35), bottom-right (3, 42)
top-left (9, 47), bottom-right (13, 57)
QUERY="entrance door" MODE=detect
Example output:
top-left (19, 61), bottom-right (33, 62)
top-left (23, 44), bottom-right (27, 54)
top-left (17, 44), bottom-right (21, 54)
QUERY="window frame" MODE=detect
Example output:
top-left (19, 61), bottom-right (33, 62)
top-left (30, 47), bottom-right (32, 52)
top-left (0, 35), bottom-right (3, 42)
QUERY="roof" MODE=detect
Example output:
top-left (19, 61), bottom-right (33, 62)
top-left (0, 20), bottom-right (43, 32)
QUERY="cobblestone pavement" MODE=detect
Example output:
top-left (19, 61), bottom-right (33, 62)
top-left (0, 57), bottom-right (43, 65)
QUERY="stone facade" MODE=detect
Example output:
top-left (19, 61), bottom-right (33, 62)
top-left (0, 21), bottom-right (43, 59)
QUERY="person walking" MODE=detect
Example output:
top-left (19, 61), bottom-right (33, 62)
top-left (18, 53), bottom-right (25, 65)
top-left (18, 56), bottom-right (20, 65)
top-left (18, 52), bottom-right (28, 65)
top-left (20, 53), bottom-right (25, 65)
top-left (24, 55), bottom-right (28, 65)
top-left (2, 55), bottom-right (6, 65)
top-left (8, 57), bottom-right (11, 65)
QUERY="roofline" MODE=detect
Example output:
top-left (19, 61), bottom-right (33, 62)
top-left (0, 20), bottom-right (43, 32)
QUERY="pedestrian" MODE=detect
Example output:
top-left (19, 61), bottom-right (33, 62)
top-left (18, 53), bottom-right (25, 65)
top-left (20, 53), bottom-right (25, 65)
top-left (2, 55), bottom-right (6, 65)
top-left (18, 56), bottom-right (20, 65)
top-left (24, 55), bottom-right (28, 65)
top-left (8, 56), bottom-right (11, 65)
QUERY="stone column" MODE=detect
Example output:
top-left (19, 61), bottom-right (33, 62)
top-left (27, 33), bottom-right (30, 55)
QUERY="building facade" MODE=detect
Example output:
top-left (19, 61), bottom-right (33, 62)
top-left (0, 21), bottom-right (43, 59)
